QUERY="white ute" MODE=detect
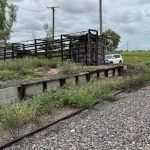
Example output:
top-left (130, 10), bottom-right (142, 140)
top-left (105, 54), bottom-right (123, 64)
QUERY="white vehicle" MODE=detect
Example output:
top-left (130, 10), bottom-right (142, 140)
top-left (105, 54), bottom-right (123, 64)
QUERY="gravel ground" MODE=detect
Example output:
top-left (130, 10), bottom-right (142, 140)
top-left (5, 85), bottom-right (150, 150)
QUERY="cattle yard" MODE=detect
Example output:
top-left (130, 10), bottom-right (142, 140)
top-left (0, 29), bottom-right (105, 65)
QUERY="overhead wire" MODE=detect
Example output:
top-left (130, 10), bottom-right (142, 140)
top-left (9, 0), bottom-right (48, 13)
top-left (15, 5), bottom-right (48, 12)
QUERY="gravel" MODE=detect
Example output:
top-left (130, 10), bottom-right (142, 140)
top-left (5, 85), bottom-right (150, 150)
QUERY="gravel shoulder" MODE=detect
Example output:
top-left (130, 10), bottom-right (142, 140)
top-left (5, 84), bottom-right (150, 150)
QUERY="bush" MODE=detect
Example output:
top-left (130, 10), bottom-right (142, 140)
top-left (59, 60), bottom-right (91, 75)
top-left (0, 58), bottom-right (61, 81)
top-left (0, 70), bottom-right (19, 81)
top-left (0, 103), bottom-right (38, 136)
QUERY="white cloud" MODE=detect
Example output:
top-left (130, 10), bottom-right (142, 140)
top-left (8, 0), bottom-right (150, 50)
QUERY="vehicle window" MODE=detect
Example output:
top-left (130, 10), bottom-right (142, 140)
top-left (105, 55), bottom-right (112, 59)
top-left (113, 55), bottom-right (120, 58)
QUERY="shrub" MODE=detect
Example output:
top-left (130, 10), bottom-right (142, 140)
top-left (0, 70), bottom-right (19, 81)
top-left (0, 58), bottom-right (60, 81)
top-left (0, 103), bottom-right (38, 136)
top-left (59, 60), bottom-right (91, 75)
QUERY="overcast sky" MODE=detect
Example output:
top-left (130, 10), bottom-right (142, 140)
top-left (9, 0), bottom-right (150, 50)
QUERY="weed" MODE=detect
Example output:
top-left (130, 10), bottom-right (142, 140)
top-left (0, 103), bottom-right (38, 137)
top-left (105, 95), bottom-right (119, 102)
top-left (59, 60), bottom-right (91, 76)
top-left (0, 52), bottom-right (150, 132)
top-left (0, 70), bottom-right (19, 81)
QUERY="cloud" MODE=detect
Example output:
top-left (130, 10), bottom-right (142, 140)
top-left (110, 9), bottom-right (144, 24)
top-left (7, 0), bottom-right (150, 50)
top-left (137, 0), bottom-right (150, 5)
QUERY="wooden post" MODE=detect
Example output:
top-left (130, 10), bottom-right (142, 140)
top-left (84, 35), bottom-right (88, 65)
top-left (34, 39), bottom-right (38, 57)
top-left (61, 35), bottom-right (64, 61)
top-left (45, 39), bottom-right (48, 58)
top-left (4, 46), bottom-right (6, 61)
top-left (95, 31), bottom-right (99, 65)
top-left (12, 43), bottom-right (14, 59)
top-left (88, 30), bottom-right (91, 65)
top-left (23, 44), bottom-right (25, 51)
top-left (78, 43), bottom-right (80, 62)
top-left (69, 38), bottom-right (72, 59)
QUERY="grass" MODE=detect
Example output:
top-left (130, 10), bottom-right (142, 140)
top-left (105, 95), bottom-right (119, 102)
top-left (0, 51), bottom-right (150, 133)
top-left (59, 60), bottom-right (92, 76)
top-left (0, 58), bottom-right (92, 81)
top-left (121, 51), bottom-right (150, 68)
top-left (0, 58), bottom-right (59, 81)
top-left (0, 66), bottom-right (150, 132)
top-left (0, 58), bottom-right (59, 71)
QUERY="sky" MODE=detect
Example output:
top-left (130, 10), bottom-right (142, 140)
top-left (8, 0), bottom-right (150, 50)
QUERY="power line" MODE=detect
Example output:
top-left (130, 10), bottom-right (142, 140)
top-left (9, 0), bottom-right (48, 13)
top-left (15, 5), bottom-right (48, 12)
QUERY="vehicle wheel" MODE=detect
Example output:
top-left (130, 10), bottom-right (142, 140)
top-left (119, 61), bottom-right (122, 64)
top-left (110, 61), bottom-right (113, 64)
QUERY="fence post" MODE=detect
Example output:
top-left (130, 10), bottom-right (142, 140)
top-left (78, 43), bottom-right (80, 63)
top-left (23, 44), bottom-right (25, 51)
top-left (84, 35), bottom-right (88, 65)
top-left (61, 35), bottom-right (64, 61)
top-left (4, 46), bottom-right (6, 61)
top-left (95, 30), bottom-right (99, 65)
top-left (34, 39), bottom-right (38, 57)
top-left (88, 30), bottom-right (92, 65)
top-left (69, 38), bottom-right (72, 59)
top-left (12, 43), bottom-right (14, 59)
top-left (45, 39), bottom-right (48, 58)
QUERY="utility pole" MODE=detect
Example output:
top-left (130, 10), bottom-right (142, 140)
top-left (47, 6), bottom-right (59, 40)
top-left (99, 0), bottom-right (103, 35)
top-left (126, 41), bottom-right (131, 51)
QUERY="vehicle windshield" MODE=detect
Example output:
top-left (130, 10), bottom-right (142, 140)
top-left (105, 55), bottom-right (113, 59)
top-left (113, 55), bottom-right (120, 58)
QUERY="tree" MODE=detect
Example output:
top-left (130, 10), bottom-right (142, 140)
top-left (0, 0), bottom-right (17, 45)
top-left (102, 29), bottom-right (121, 52)
top-left (43, 23), bottom-right (53, 40)
top-left (43, 23), bottom-right (60, 52)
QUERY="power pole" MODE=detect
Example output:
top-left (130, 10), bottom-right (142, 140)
top-left (126, 41), bottom-right (131, 51)
top-left (47, 6), bottom-right (59, 40)
top-left (99, 0), bottom-right (103, 35)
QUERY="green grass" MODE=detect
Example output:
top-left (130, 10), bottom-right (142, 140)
top-left (105, 95), bottom-right (119, 102)
top-left (0, 58), bottom-right (59, 71)
top-left (58, 60), bottom-right (92, 76)
top-left (0, 58), bottom-right (59, 81)
top-left (0, 58), bottom-right (92, 81)
top-left (121, 51), bottom-right (150, 68)
top-left (1, 66), bottom-right (150, 131)
top-left (0, 51), bottom-right (150, 132)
